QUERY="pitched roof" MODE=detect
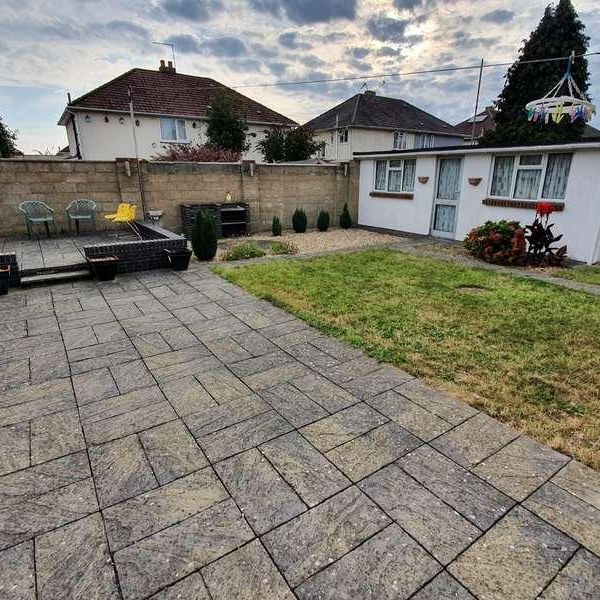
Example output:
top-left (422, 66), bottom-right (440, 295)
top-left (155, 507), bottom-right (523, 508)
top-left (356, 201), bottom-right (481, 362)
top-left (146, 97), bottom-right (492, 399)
top-left (454, 107), bottom-right (497, 138)
top-left (303, 92), bottom-right (460, 136)
top-left (63, 68), bottom-right (297, 126)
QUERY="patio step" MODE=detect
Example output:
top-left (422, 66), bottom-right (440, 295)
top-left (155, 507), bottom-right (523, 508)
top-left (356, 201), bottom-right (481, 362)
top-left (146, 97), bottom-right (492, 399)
top-left (20, 267), bottom-right (91, 287)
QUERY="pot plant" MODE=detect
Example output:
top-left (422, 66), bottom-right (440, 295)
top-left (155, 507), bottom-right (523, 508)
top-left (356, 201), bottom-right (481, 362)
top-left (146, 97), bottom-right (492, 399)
top-left (87, 255), bottom-right (119, 281)
top-left (165, 247), bottom-right (192, 271)
top-left (0, 264), bottom-right (10, 295)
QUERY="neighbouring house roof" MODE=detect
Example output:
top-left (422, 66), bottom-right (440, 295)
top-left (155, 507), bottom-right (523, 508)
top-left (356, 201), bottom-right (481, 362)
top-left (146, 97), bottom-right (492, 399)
top-left (303, 91), bottom-right (461, 136)
top-left (454, 106), bottom-right (497, 139)
top-left (58, 67), bottom-right (297, 127)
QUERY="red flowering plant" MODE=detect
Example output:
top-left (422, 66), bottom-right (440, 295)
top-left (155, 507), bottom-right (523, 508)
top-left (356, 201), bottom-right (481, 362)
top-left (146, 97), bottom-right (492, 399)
top-left (464, 220), bottom-right (526, 265)
top-left (525, 202), bottom-right (567, 265)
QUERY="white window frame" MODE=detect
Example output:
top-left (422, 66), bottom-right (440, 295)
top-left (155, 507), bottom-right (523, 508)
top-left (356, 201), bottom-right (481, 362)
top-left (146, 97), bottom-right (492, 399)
top-left (338, 127), bottom-right (349, 144)
top-left (488, 152), bottom-right (572, 201)
top-left (160, 117), bottom-right (187, 143)
top-left (373, 159), bottom-right (416, 193)
top-left (393, 131), bottom-right (406, 150)
top-left (414, 133), bottom-right (435, 149)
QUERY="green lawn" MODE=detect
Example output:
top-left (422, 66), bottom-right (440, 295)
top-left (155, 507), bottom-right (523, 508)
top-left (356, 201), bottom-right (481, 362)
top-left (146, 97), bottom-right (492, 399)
top-left (550, 265), bottom-right (600, 287)
top-left (215, 249), bottom-right (600, 469)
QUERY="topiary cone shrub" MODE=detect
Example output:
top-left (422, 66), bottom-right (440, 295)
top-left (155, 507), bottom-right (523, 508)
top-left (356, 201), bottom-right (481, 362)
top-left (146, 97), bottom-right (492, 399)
top-left (339, 203), bottom-right (352, 229)
top-left (272, 215), bottom-right (282, 237)
top-left (191, 210), bottom-right (218, 261)
top-left (464, 220), bottom-right (526, 265)
top-left (292, 208), bottom-right (307, 233)
top-left (317, 210), bottom-right (330, 232)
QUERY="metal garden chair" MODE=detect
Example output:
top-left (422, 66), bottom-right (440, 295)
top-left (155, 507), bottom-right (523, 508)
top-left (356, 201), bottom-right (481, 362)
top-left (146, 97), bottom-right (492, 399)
top-left (18, 200), bottom-right (56, 239)
top-left (66, 199), bottom-right (97, 234)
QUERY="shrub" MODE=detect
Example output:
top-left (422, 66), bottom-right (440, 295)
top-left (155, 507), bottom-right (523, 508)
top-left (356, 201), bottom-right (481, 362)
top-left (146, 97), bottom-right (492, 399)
top-left (464, 220), bottom-right (526, 265)
top-left (317, 210), bottom-right (330, 232)
top-left (152, 142), bottom-right (240, 162)
top-left (272, 215), bottom-right (282, 237)
top-left (292, 208), bottom-right (307, 233)
top-left (223, 241), bottom-right (266, 261)
top-left (270, 241), bottom-right (298, 255)
top-left (339, 203), bottom-right (352, 229)
top-left (191, 210), bottom-right (218, 261)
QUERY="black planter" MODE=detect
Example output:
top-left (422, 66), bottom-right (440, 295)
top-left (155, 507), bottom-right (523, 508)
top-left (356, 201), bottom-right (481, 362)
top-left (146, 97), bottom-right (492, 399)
top-left (88, 256), bottom-right (119, 281)
top-left (165, 248), bottom-right (192, 271)
top-left (0, 265), bottom-right (10, 295)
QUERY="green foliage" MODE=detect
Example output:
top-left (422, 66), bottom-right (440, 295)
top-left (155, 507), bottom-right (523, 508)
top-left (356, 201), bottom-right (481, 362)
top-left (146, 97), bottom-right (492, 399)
top-left (258, 127), bottom-right (325, 162)
top-left (270, 240), bottom-right (298, 255)
top-left (0, 116), bottom-right (18, 158)
top-left (272, 215), bottom-right (282, 237)
top-left (153, 142), bottom-right (240, 162)
top-left (191, 210), bottom-right (218, 261)
top-left (483, 0), bottom-right (589, 145)
top-left (292, 208), bottom-right (307, 233)
top-left (317, 210), bottom-right (330, 232)
top-left (339, 203), bottom-right (352, 229)
top-left (464, 220), bottom-right (526, 264)
top-left (206, 93), bottom-right (248, 153)
top-left (224, 241), bottom-right (265, 261)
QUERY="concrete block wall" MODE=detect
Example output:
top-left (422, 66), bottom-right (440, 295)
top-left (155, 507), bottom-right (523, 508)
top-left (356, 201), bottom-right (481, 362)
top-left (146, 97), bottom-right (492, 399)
top-left (0, 158), bottom-right (359, 237)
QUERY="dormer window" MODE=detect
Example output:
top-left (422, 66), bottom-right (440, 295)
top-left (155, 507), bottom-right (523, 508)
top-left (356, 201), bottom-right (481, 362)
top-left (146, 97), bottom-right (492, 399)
top-left (338, 128), bottom-right (349, 144)
top-left (393, 131), bottom-right (406, 150)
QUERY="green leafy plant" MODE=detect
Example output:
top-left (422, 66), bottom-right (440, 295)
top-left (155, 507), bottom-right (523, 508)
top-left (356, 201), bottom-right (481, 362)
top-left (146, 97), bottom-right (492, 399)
top-left (317, 210), bottom-right (330, 232)
top-left (464, 220), bottom-right (526, 265)
top-left (224, 241), bottom-right (266, 261)
top-left (292, 208), bottom-right (307, 233)
top-left (339, 203), bottom-right (352, 229)
top-left (191, 210), bottom-right (218, 261)
top-left (206, 93), bottom-right (248, 153)
top-left (258, 126), bottom-right (325, 162)
top-left (272, 215), bottom-right (282, 237)
top-left (270, 241), bottom-right (298, 255)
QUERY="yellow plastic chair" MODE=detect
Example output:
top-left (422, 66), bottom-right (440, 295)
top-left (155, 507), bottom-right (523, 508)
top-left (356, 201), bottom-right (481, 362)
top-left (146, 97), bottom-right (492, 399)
top-left (104, 203), bottom-right (131, 222)
top-left (113, 204), bottom-right (137, 223)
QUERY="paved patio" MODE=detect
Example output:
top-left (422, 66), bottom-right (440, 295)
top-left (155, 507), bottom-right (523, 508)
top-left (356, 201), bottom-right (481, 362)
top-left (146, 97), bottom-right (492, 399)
top-left (0, 263), bottom-right (599, 599)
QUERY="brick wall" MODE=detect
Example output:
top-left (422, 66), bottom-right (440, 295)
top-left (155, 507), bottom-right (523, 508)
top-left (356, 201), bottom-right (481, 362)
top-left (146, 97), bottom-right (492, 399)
top-left (0, 158), bottom-right (359, 237)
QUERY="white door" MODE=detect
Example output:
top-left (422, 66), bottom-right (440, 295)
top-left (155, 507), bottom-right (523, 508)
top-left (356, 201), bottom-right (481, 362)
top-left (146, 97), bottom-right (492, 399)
top-left (431, 157), bottom-right (462, 238)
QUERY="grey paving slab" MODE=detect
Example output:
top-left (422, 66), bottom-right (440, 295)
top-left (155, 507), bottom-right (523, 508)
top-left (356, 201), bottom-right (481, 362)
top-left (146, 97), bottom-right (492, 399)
top-left (93, 321), bottom-right (128, 343)
top-left (540, 548), bottom-right (600, 599)
top-left (0, 422), bottom-right (30, 476)
top-left (147, 353), bottom-right (221, 384)
top-left (131, 332), bottom-right (172, 357)
top-left (0, 358), bottom-right (30, 392)
top-left (89, 434), bottom-right (158, 508)
top-left (229, 350), bottom-right (294, 377)
top-left (322, 356), bottom-right (381, 384)
top-left (398, 445), bottom-right (515, 530)
top-left (431, 413), bottom-right (520, 468)
top-left (204, 335), bottom-right (252, 364)
top-left (202, 539), bottom-right (295, 600)
top-left (262, 486), bottom-right (391, 587)
top-left (148, 573), bottom-right (210, 600)
top-left (242, 361), bottom-right (310, 392)
top-left (360, 464), bottom-right (480, 564)
top-left (367, 389), bottom-right (452, 442)
top-left (110, 359), bottom-right (155, 394)
top-left (340, 366), bottom-right (414, 400)
top-left (448, 506), bottom-right (578, 600)
top-left (551, 459), bottom-right (600, 510)
top-left (160, 375), bottom-right (216, 416)
top-left (139, 420), bottom-right (208, 484)
top-left (299, 402), bottom-right (388, 452)
top-left (0, 540), bottom-right (35, 600)
top-left (309, 336), bottom-right (364, 361)
top-left (103, 467), bottom-right (228, 551)
top-left (411, 572), bottom-right (475, 600)
top-left (285, 342), bottom-right (341, 370)
top-left (114, 498), bottom-right (254, 600)
top-left (72, 367), bottom-right (119, 406)
top-left (291, 372), bottom-right (359, 412)
top-left (326, 422), bottom-right (421, 482)
top-left (473, 436), bottom-right (569, 501)
top-left (260, 382), bottom-right (329, 427)
top-left (524, 482), bottom-right (600, 555)
top-left (260, 432), bottom-right (350, 507)
top-left (195, 367), bottom-right (255, 403)
top-left (30, 408), bottom-right (85, 464)
top-left (160, 326), bottom-right (203, 351)
top-left (70, 348), bottom-right (140, 375)
top-left (35, 513), bottom-right (119, 600)
top-left (295, 523), bottom-right (440, 600)
top-left (215, 448), bottom-right (306, 534)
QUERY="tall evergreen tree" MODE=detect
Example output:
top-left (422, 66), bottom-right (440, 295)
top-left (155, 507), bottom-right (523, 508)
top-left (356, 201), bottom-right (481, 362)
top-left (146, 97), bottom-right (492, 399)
top-left (483, 0), bottom-right (590, 145)
top-left (206, 93), bottom-right (248, 153)
top-left (258, 127), bottom-right (324, 162)
top-left (0, 116), bottom-right (18, 158)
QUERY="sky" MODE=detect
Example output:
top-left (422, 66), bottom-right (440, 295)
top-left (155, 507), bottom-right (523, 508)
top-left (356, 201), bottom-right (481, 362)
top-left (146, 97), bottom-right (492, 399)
top-left (1, 0), bottom-right (599, 154)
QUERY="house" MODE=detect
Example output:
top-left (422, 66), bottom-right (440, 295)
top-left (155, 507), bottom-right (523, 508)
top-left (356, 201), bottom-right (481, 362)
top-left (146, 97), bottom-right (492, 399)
top-left (58, 60), bottom-right (297, 161)
top-left (303, 91), bottom-right (464, 161)
top-left (354, 138), bottom-right (600, 263)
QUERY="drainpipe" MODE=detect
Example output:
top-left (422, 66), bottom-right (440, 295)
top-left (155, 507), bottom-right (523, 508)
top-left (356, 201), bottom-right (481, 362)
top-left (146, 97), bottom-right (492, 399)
top-left (66, 93), bottom-right (82, 159)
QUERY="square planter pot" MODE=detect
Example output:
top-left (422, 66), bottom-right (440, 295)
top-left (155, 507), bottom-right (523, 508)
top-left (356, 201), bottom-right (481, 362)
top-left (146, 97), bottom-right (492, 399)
top-left (87, 256), bottom-right (119, 281)
top-left (165, 248), bottom-right (192, 271)
top-left (0, 265), bottom-right (10, 295)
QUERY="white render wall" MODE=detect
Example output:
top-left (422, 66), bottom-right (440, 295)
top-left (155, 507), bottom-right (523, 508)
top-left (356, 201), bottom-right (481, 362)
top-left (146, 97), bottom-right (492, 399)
top-left (65, 112), bottom-right (279, 162)
top-left (358, 147), bottom-right (600, 264)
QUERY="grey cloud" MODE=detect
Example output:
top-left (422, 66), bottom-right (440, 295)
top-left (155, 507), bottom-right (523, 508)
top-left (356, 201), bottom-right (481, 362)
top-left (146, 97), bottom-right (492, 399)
top-left (227, 58), bottom-right (261, 72)
top-left (377, 46), bottom-right (398, 57)
top-left (352, 47), bottom-right (370, 59)
top-left (249, 0), bottom-right (356, 24)
top-left (301, 55), bottom-right (325, 68)
top-left (348, 58), bottom-right (371, 73)
top-left (161, 0), bottom-right (223, 21)
top-left (164, 34), bottom-right (201, 54)
top-left (367, 16), bottom-right (409, 43)
top-left (481, 9), bottom-right (514, 24)
top-left (252, 42), bottom-right (279, 59)
top-left (267, 62), bottom-right (289, 76)
top-left (393, 0), bottom-right (423, 10)
top-left (278, 32), bottom-right (312, 50)
top-left (202, 37), bottom-right (246, 57)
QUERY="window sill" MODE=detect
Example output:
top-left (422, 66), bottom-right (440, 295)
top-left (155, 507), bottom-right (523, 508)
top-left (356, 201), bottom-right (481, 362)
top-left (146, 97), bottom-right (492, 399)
top-left (482, 198), bottom-right (564, 211)
top-left (370, 191), bottom-right (414, 200)
top-left (160, 140), bottom-right (189, 145)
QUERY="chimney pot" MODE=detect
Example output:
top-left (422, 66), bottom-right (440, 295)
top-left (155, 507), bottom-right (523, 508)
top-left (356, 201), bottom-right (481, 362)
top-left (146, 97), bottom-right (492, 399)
top-left (364, 90), bottom-right (376, 96)
top-left (159, 60), bottom-right (176, 73)
top-left (168, 61), bottom-right (173, 68)
top-left (160, 59), bottom-right (165, 67)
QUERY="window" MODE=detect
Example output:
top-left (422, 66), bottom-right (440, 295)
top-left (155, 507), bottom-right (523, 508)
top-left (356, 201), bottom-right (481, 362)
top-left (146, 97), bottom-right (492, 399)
top-left (414, 133), bottom-right (435, 149)
top-left (489, 153), bottom-right (572, 200)
top-left (338, 128), bottom-right (349, 144)
top-left (160, 117), bottom-right (187, 142)
top-left (393, 131), bottom-right (406, 150)
top-left (374, 159), bottom-right (416, 193)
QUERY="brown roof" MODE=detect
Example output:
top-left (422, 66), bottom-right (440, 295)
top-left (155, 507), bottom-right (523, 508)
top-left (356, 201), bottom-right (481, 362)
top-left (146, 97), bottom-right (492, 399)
top-left (64, 68), bottom-right (297, 126)
top-left (454, 107), bottom-right (497, 139)
top-left (303, 92), bottom-right (460, 136)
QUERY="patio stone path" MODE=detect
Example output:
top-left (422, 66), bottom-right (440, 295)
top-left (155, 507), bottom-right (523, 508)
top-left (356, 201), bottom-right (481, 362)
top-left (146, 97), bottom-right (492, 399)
top-left (1, 263), bottom-right (599, 599)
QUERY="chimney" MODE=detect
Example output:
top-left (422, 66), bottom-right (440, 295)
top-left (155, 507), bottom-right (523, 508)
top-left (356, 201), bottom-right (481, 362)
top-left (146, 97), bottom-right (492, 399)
top-left (364, 90), bottom-right (376, 96)
top-left (159, 60), bottom-right (176, 74)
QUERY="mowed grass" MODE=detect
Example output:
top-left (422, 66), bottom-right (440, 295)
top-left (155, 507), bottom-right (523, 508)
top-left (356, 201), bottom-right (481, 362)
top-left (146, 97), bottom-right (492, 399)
top-left (551, 265), bottom-right (600, 287)
top-left (215, 249), bottom-right (600, 469)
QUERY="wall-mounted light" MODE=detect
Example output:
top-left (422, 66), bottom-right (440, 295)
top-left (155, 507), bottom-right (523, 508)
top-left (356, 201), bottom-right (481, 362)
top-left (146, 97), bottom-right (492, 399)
top-left (192, 122), bottom-right (197, 129)
top-left (119, 117), bottom-right (125, 125)
top-left (135, 119), bottom-right (140, 126)
top-left (225, 191), bottom-right (232, 202)
top-left (104, 115), bottom-right (109, 123)
top-left (84, 115), bottom-right (91, 123)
